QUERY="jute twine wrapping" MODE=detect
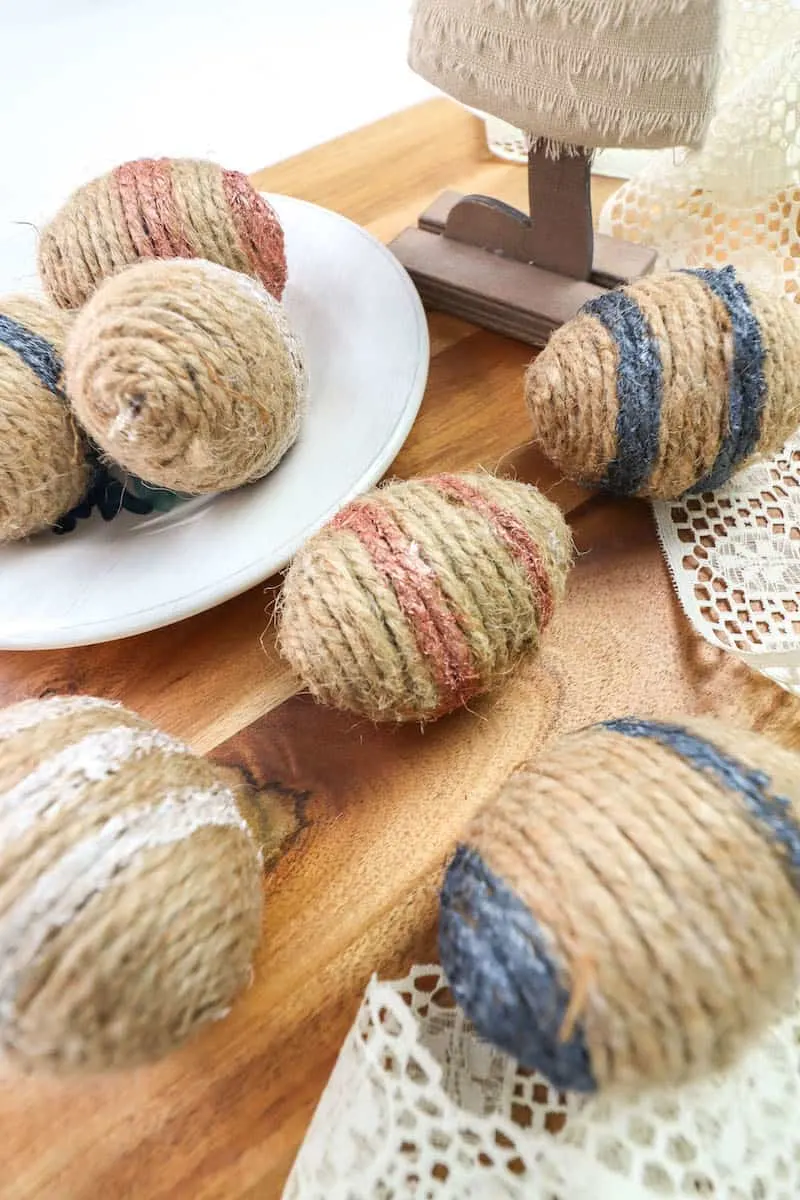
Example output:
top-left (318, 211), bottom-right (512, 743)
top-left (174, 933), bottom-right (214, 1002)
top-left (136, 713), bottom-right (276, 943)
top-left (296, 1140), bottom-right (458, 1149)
top-left (0, 694), bottom-right (263, 1074)
top-left (64, 258), bottom-right (307, 495)
top-left (38, 158), bottom-right (287, 309)
top-left (525, 266), bottom-right (800, 499)
top-left (277, 473), bottom-right (573, 723)
top-left (441, 716), bottom-right (800, 1094)
top-left (0, 296), bottom-right (89, 541)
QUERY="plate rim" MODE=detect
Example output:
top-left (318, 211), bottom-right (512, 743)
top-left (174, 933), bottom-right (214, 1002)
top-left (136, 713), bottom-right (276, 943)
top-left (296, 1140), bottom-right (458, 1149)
top-left (0, 195), bottom-right (429, 650)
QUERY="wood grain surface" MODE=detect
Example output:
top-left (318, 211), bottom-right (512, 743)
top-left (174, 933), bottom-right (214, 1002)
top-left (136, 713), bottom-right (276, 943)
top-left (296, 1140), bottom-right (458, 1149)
top-left (1, 100), bottom-right (798, 1199)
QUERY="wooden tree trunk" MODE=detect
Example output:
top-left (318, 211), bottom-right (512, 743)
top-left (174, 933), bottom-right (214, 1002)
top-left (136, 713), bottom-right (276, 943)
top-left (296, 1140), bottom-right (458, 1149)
top-left (526, 141), bottom-right (594, 280)
top-left (390, 120), bottom-right (656, 346)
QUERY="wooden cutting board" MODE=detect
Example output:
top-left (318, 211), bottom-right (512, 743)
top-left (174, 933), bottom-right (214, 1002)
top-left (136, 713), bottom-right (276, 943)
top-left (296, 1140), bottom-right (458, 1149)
top-left (1, 100), bottom-right (797, 1200)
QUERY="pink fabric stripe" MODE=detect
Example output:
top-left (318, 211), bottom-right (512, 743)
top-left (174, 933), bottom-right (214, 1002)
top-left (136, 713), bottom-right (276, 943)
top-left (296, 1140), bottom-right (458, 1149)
top-left (222, 170), bottom-right (287, 300)
top-left (333, 500), bottom-right (479, 714)
top-left (113, 159), bottom-right (194, 259)
top-left (432, 475), bottom-right (555, 629)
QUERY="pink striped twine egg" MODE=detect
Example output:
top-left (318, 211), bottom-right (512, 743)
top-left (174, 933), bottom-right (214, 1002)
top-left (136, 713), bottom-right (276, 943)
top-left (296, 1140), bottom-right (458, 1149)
top-left (38, 157), bottom-right (287, 309)
top-left (277, 473), bottom-right (573, 723)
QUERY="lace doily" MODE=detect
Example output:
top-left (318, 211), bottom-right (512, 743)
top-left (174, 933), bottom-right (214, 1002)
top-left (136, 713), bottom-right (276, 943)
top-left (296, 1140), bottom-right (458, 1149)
top-left (600, 0), bottom-right (800, 301)
top-left (283, 965), bottom-right (800, 1199)
top-left (652, 435), bottom-right (800, 699)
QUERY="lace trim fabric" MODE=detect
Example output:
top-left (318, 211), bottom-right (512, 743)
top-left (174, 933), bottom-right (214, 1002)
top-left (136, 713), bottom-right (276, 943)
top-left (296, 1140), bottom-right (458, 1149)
top-left (283, 965), bottom-right (800, 1198)
top-left (652, 437), bottom-right (800, 699)
top-left (599, 0), bottom-right (800, 301)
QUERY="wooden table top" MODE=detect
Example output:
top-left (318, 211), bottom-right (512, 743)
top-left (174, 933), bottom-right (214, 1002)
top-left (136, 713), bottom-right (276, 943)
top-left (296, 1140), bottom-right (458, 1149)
top-left (2, 99), bottom-right (798, 1199)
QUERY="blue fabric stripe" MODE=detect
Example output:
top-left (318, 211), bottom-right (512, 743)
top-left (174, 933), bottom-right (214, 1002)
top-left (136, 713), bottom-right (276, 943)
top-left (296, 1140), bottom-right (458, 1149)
top-left (440, 845), bottom-right (597, 1092)
top-left (0, 313), bottom-right (64, 396)
top-left (581, 289), bottom-right (663, 496)
top-left (603, 718), bottom-right (800, 889)
top-left (684, 266), bottom-right (766, 493)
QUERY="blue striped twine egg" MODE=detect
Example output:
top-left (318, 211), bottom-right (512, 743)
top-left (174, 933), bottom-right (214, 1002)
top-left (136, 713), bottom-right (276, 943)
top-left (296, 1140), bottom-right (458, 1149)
top-left (440, 716), bottom-right (800, 1093)
top-left (525, 266), bottom-right (800, 499)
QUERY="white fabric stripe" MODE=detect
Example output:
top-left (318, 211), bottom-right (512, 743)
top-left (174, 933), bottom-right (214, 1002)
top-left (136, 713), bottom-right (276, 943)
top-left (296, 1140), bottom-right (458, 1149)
top-left (0, 784), bottom-right (252, 1016)
top-left (0, 725), bottom-right (191, 844)
top-left (487, 0), bottom-right (696, 23)
top-left (0, 696), bottom-right (119, 742)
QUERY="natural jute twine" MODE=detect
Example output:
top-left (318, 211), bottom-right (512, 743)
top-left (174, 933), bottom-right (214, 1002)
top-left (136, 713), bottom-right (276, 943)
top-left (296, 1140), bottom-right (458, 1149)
top-left (0, 296), bottom-right (89, 541)
top-left (277, 473), bottom-right (573, 723)
top-left (64, 258), bottom-right (307, 495)
top-left (525, 266), bottom-right (800, 499)
top-left (38, 157), bottom-right (287, 309)
top-left (0, 694), bottom-right (263, 1073)
top-left (441, 716), bottom-right (800, 1094)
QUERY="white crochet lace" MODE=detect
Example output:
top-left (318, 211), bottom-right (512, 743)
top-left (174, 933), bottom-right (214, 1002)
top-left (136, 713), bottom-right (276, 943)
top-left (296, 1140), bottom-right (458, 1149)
top-left (600, 0), bottom-right (800, 301)
top-left (653, 436), bottom-right (800, 699)
top-left (608, 0), bottom-right (800, 698)
top-left (283, 965), bottom-right (800, 1198)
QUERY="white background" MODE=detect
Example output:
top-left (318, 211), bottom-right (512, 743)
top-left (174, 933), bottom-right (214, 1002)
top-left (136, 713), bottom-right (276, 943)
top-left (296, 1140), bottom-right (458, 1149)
top-left (0, 0), bottom-right (435, 293)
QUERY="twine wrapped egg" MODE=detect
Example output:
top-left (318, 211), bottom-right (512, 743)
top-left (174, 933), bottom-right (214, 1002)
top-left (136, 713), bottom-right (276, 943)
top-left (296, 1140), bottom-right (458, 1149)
top-left (441, 716), bottom-right (800, 1094)
top-left (64, 258), bottom-right (307, 495)
top-left (0, 694), bottom-right (263, 1073)
top-left (0, 296), bottom-right (89, 541)
top-left (277, 473), bottom-right (572, 722)
top-left (525, 266), bottom-right (800, 499)
top-left (38, 157), bottom-right (287, 309)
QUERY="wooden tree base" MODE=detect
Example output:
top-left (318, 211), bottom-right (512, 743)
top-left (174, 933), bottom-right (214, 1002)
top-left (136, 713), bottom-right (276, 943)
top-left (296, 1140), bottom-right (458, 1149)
top-left (390, 189), bottom-right (658, 347)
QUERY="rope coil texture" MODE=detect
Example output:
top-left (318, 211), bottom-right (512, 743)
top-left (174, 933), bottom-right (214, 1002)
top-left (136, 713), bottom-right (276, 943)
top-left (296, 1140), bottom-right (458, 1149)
top-left (0, 296), bottom-right (89, 541)
top-left (38, 158), bottom-right (287, 309)
top-left (440, 716), bottom-right (800, 1094)
top-left (0, 694), bottom-right (263, 1074)
top-left (277, 473), bottom-right (573, 723)
top-left (64, 258), bottom-right (307, 495)
top-left (525, 266), bottom-right (800, 499)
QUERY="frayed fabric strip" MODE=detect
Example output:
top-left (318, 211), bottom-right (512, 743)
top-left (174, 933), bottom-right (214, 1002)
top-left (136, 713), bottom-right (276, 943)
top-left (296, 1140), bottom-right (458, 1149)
top-left (483, 0), bottom-right (701, 31)
top-left (413, 6), bottom-right (718, 90)
top-left (413, 50), bottom-right (714, 148)
top-left (409, 0), bottom-right (721, 149)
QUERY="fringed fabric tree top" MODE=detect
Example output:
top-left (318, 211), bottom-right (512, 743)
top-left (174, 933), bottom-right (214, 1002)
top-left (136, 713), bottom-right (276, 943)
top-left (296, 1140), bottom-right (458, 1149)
top-left (409, 0), bottom-right (722, 151)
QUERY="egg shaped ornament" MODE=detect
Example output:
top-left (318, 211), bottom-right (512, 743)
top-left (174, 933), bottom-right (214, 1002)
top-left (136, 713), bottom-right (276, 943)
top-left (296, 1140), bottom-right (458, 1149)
top-left (0, 296), bottom-right (90, 540)
top-left (277, 473), bottom-right (572, 722)
top-left (441, 715), bottom-right (800, 1093)
top-left (0, 694), bottom-right (263, 1073)
top-left (64, 258), bottom-right (307, 495)
top-left (525, 267), bottom-right (800, 499)
top-left (38, 157), bottom-right (287, 308)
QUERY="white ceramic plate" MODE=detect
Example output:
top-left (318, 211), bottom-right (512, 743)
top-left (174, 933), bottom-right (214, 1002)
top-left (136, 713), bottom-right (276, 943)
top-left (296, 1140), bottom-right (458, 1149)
top-left (0, 195), bottom-right (429, 649)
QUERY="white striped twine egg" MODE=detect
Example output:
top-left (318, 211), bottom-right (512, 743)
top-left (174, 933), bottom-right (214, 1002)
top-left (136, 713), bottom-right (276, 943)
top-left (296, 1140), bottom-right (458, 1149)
top-left (0, 695), bottom-right (263, 1073)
